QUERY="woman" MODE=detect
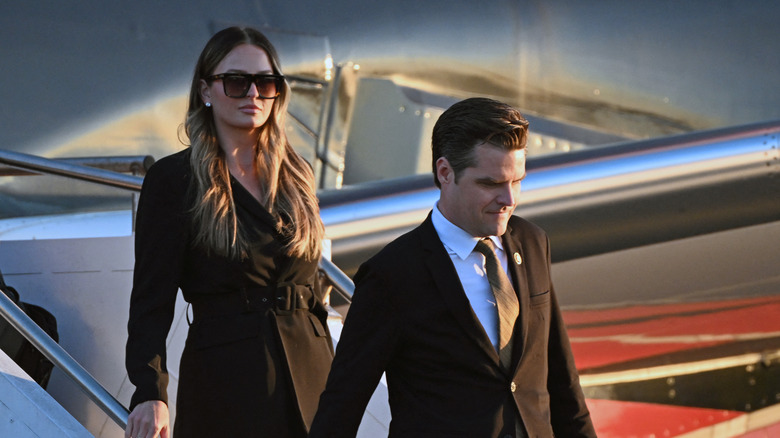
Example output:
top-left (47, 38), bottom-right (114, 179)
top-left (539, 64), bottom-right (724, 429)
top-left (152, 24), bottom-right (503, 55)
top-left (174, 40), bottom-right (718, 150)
top-left (125, 27), bottom-right (333, 438)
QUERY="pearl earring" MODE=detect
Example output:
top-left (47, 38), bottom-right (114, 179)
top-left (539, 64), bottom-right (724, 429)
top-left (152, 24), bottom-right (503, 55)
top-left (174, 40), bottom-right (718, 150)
top-left (205, 102), bottom-right (212, 107)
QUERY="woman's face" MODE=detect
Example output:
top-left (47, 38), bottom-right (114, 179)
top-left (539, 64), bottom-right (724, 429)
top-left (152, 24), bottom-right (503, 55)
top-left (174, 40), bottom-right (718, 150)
top-left (200, 44), bottom-right (277, 136)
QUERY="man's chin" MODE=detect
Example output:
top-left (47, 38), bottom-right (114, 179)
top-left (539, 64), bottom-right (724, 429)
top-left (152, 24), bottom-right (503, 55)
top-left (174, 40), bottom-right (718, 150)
top-left (484, 222), bottom-right (509, 237)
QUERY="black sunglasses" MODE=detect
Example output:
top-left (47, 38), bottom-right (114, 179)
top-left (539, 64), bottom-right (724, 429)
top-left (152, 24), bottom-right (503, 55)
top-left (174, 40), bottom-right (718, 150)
top-left (205, 73), bottom-right (285, 99)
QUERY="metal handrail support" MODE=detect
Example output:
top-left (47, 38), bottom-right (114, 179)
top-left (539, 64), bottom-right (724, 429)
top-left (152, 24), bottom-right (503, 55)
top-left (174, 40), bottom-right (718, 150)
top-left (0, 286), bottom-right (129, 430)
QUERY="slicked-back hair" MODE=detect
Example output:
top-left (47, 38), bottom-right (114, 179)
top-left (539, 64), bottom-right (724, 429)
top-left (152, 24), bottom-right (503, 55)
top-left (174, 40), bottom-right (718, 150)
top-left (431, 97), bottom-right (529, 188)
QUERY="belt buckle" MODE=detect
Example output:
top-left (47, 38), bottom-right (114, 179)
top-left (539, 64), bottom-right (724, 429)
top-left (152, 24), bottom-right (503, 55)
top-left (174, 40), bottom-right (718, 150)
top-left (274, 283), bottom-right (294, 315)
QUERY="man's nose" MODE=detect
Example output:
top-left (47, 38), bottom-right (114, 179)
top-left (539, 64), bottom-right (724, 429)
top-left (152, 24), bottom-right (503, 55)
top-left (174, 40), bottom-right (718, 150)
top-left (496, 184), bottom-right (517, 206)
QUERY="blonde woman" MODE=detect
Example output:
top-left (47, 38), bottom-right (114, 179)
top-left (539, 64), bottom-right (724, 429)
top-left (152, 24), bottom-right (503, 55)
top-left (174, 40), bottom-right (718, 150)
top-left (125, 27), bottom-right (332, 438)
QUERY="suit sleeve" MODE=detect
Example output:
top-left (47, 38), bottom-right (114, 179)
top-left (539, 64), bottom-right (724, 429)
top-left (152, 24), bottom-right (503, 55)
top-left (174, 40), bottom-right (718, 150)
top-left (309, 261), bottom-right (402, 438)
top-left (125, 158), bottom-right (189, 410)
top-left (544, 235), bottom-right (598, 437)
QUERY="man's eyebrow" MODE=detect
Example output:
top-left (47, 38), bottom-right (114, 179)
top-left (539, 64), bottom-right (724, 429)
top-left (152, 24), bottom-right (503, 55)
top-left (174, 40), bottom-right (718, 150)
top-left (475, 176), bottom-right (500, 184)
top-left (475, 172), bottom-right (527, 184)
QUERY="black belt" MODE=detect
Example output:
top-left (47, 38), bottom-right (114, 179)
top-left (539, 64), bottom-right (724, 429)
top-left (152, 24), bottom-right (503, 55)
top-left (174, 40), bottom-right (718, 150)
top-left (189, 282), bottom-right (314, 322)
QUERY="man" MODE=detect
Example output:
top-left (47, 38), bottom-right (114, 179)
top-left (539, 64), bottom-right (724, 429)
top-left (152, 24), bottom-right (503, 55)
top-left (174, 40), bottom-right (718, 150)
top-left (309, 98), bottom-right (596, 437)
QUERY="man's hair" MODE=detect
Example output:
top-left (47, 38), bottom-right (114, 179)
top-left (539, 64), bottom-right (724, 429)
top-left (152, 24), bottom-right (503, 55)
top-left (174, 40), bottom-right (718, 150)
top-left (431, 97), bottom-right (529, 187)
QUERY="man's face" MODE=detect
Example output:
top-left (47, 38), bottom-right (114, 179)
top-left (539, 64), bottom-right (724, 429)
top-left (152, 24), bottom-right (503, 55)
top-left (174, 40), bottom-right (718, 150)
top-left (436, 143), bottom-right (527, 237)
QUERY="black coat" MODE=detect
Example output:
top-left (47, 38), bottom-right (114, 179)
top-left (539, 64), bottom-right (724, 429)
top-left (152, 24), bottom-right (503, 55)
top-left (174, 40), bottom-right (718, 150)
top-left (125, 149), bottom-right (333, 437)
top-left (309, 214), bottom-right (596, 438)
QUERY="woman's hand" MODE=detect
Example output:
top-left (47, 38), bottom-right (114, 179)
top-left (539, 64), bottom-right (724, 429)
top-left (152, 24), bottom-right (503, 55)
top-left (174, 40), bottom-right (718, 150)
top-left (125, 400), bottom-right (170, 438)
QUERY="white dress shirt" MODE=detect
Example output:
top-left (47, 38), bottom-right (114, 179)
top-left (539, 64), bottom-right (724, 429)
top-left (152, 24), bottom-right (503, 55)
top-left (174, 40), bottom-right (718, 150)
top-left (431, 203), bottom-right (511, 351)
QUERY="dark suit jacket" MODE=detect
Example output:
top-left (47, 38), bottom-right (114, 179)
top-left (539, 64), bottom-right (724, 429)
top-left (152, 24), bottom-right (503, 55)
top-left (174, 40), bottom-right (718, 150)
top-left (309, 213), bottom-right (596, 438)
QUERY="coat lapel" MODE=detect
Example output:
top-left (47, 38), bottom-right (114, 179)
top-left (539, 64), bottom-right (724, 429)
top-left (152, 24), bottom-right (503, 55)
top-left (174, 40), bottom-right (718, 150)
top-left (230, 175), bottom-right (280, 232)
top-left (502, 221), bottom-right (530, 372)
top-left (418, 215), bottom-right (500, 366)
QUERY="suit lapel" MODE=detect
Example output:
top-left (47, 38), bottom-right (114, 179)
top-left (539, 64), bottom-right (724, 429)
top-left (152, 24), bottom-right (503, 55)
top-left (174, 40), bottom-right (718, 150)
top-left (502, 221), bottom-right (530, 371)
top-left (418, 216), bottom-right (500, 366)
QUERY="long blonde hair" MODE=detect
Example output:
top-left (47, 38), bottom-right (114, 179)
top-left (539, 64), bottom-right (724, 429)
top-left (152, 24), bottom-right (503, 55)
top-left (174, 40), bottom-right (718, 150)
top-left (184, 26), bottom-right (323, 261)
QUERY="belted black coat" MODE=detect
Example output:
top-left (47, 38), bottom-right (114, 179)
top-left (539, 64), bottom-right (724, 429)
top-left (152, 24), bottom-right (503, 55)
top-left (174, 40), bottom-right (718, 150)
top-left (125, 149), bottom-right (333, 437)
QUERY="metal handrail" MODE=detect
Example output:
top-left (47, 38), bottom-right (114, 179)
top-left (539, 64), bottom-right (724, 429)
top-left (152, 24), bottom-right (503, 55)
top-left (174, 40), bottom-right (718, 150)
top-left (0, 155), bottom-right (155, 177)
top-left (0, 286), bottom-right (130, 429)
top-left (0, 149), bottom-right (145, 191)
top-left (319, 253), bottom-right (355, 301)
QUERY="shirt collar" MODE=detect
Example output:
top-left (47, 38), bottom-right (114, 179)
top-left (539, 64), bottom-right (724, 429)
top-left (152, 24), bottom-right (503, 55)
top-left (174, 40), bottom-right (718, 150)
top-left (431, 202), bottom-right (504, 260)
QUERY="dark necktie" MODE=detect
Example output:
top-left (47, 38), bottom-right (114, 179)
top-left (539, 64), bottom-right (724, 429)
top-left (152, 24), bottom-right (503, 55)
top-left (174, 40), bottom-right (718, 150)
top-left (474, 238), bottom-right (519, 373)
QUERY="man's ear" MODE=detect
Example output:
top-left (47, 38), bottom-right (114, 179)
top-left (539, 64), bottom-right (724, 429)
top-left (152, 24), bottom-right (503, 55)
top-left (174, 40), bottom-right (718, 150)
top-left (436, 157), bottom-right (453, 186)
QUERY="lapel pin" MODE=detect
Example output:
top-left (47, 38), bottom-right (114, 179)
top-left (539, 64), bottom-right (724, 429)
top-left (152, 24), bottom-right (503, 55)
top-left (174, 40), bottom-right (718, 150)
top-left (514, 252), bottom-right (522, 265)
